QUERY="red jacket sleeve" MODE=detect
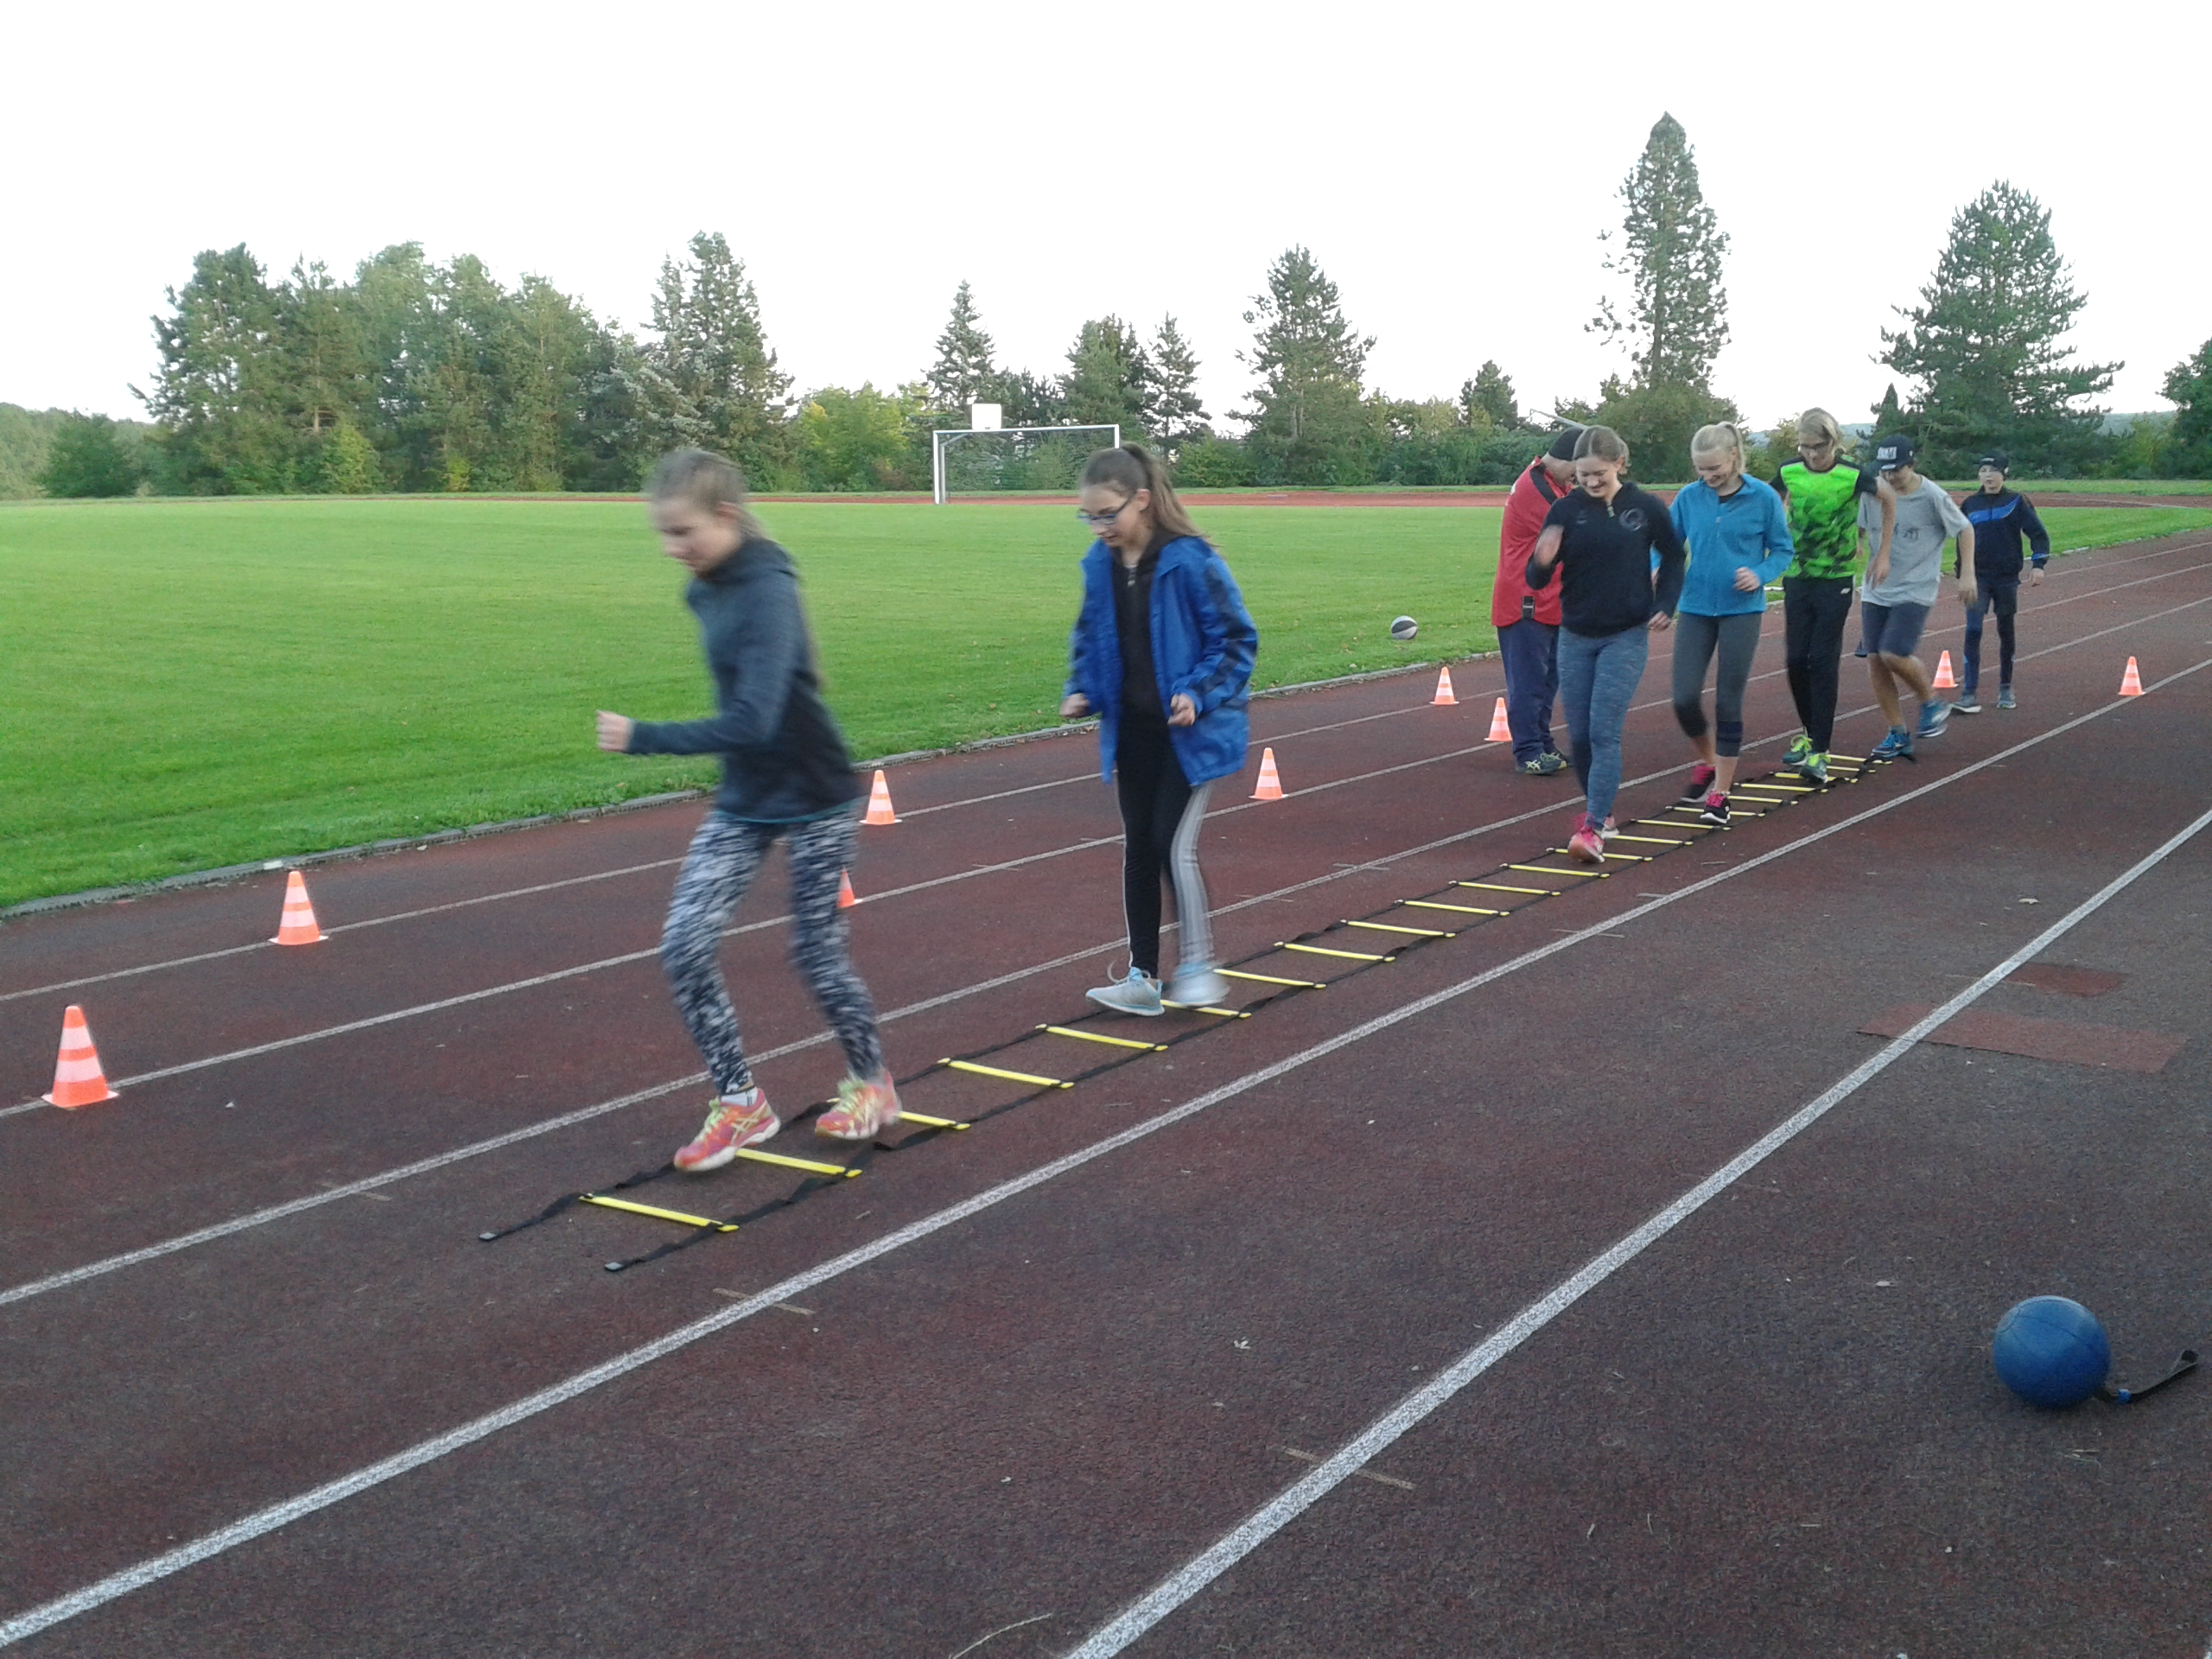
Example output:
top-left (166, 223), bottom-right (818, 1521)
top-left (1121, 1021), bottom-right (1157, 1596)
top-left (1491, 467), bottom-right (1562, 627)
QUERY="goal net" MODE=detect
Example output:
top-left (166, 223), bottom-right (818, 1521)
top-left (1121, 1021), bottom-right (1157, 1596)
top-left (932, 423), bottom-right (1120, 503)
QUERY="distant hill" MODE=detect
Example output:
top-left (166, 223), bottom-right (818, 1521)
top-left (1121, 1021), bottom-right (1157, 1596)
top-left (0, 404), bottom-right (156, 498)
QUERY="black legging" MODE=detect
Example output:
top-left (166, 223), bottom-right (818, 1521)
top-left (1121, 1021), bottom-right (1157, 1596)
top-left (1783, 575), bottom-right (1855, 753)
top-left (1114, 716), bottom-right (1215, 979)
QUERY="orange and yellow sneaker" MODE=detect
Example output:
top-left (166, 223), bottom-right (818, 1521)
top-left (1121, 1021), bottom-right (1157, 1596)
top-left (816, 1073), bottom-right (901, 1141)
top-left (673, 1088), bottom-right (779, 1172)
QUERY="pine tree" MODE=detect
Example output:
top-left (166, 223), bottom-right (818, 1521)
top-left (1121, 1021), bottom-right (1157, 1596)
top-left (1143, 315), bottom-right (1210, 455)
top-left (1872, 384), bottom-right (1906, 438)
top-left (1590, 114), bottom-right (1730, 391)
top-left (1060, 315), bottom-right (1150, 437)
top-left (1240, 246), bottom-right (1374, 485)
top-left (1879, 181), bottom-right (2119, 472)
top-left (646, 232), bottom-right (794, 482)
top-left (1462, 360), bottom-right (1518, 429)
top-left (927, 282), bottom-right (998, 416)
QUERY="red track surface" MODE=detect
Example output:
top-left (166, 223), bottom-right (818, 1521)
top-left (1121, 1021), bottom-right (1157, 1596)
top-left (5, 533), bottom-right (2212, 1656)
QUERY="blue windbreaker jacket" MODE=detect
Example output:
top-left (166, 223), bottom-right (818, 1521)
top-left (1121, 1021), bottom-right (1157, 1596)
top-left (1065, 535), bottom-right (1258, 786)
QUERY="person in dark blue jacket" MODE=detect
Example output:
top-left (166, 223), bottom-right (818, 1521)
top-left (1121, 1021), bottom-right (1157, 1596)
top-left (598, 450), bottom-right (898, 1168)
top-left (1060, 444), bottom-right (1258, 1015)
top-left (1954, 452), bottom-right (2050, 712)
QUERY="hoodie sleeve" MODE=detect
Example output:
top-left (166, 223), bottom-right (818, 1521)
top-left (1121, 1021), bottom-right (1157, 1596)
top-left (626, 566), bottom-right (803, 755)
top-left (1064, 547), bottom-right (1107, 700)
top-left (1649, 493), bottom-right (1688, 616)
top-left (1750, 485), bottom-right (1796, 585)
top-left (1172, 545), bottom-right (1259, 714)
top-left (2020, 494), bottom-right (2051, 565)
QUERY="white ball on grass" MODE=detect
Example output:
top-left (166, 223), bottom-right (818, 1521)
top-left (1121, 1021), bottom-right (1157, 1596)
top-left (1389, 615), bottom-right (1418, 641)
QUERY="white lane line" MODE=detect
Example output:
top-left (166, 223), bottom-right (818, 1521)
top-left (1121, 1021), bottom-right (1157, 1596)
top-left (0, 779), bottom-right (1629, 1300)
top-left (9, 538), bottom-right (2202, 1010)
top-left (7, 577), bottom-right (2209, 1133)
top-left (2, 660), bottom-right (2196, 1648)
top-left (1065, 794), bottom-right (2212, 1659)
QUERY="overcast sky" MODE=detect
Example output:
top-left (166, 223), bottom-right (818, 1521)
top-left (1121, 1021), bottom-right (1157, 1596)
top-left (12, 1), bottom-right (2207, 434)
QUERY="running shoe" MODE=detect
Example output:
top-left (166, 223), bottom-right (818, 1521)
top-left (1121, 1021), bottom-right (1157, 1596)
top-left (1998, 685), bottom-right (2016, 710)
top-left (1678, 764), bottom-right (1717, 804)
top-left (1567, 815), bottom-right (1605, 865)
top-left (1868, 728), bottom-right (1915, 762)
top-left (1793, 751), bottom-right (1831, 785)
top-left (1916, 699), bottom-right (1950, 740)
top-left (674, 1087), bottom-right (779, 1172)
top-left (1516, 752), bottom-right (1567, 777)
top-left (1165, 965), bottom-right (1233, 1007)
top-left (1699, 791), bottom-right (1731, 827)
top-left (1599, 816), bottom-right (1619, 842)
top-left (1953, 692), bottom-right (1982, 715)
top-left (1087, 966), bottom-right (1164, 1017)
top-left (816, 1072), bottom-right (901, 1141)
top-left (1784, 734), bottom-right (1812, 764)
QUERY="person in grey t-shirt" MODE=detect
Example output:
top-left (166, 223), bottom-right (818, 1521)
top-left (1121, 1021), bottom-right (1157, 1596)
top-left (1856, 435), bottom-right (1975, 759)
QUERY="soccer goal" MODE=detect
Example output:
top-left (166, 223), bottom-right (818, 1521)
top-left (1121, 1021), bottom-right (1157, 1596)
top-left (931, 407), bottom-right (1119, 504)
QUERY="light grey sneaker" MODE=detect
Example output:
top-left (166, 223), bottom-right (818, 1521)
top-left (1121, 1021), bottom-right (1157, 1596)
top-left (1165, 966), bottom-right (1232, 1008)
top-left (1087, 966), bottom-right (1164, 1016)
top-left (1953, 692), bottom-right (1982, 715)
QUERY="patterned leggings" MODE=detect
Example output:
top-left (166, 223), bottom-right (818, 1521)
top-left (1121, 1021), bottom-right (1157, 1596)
top-left (660, 810), bottom-right (884, 1096)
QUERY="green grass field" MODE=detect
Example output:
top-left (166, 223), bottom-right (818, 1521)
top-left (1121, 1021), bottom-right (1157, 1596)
top-left (4, 497), bottom-right (2208, 906)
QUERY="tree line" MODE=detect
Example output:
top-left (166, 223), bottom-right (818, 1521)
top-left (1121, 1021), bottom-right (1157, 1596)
top-left (24, 115), bottom-right (2212, 497)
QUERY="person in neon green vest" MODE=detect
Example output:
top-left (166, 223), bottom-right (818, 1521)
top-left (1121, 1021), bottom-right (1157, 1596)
top-left (1773, 408), bottom-right (1896, 785)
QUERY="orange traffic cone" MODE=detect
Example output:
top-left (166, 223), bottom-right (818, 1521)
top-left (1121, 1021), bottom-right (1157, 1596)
top-left (1251, 747), bottom-right (1285, 801)
top-left (1432, 665), bottom-right (1458, 706)
top-left (1933, 650), bottom-right (1955, 690)
top-left (2120, 656), bottom-right (2145, 696)
top-left (837, 870), bottom-right (859, 908)
top-left (270, 869), bottom-right (323, 945)
top-left (863, 769), bottom-right (899, 825)
top-left (44, 1005), bottom-right (118, 1109)
top-left (1486, 697), bottom-right (1511, 743)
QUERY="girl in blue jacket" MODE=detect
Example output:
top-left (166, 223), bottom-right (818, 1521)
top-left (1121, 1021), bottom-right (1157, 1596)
top-left (1667, 423), bottom-right (1794, 825)
top-left (1059, 445), bottom-right (1258, 1015)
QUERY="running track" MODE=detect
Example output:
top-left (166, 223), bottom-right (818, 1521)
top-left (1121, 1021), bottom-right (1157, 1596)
top-left (4, 533), bottom-right (2211, 1656)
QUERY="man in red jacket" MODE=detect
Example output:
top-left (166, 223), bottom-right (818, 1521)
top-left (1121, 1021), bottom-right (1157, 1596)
top-left (1491, 426), bottom-right (1580, 772)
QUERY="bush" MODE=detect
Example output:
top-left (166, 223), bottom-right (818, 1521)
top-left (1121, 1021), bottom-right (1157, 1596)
top-left (37, 414), bottom-right (143, 498)
top-left (1171, 435), bottom-right (1255, 487)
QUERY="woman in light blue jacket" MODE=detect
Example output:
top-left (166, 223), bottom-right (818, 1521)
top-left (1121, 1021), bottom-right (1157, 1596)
top-left (1668, 423), bottom-right (1794, 826)
top-left (1060, 445), bottom-right (1257, 1015)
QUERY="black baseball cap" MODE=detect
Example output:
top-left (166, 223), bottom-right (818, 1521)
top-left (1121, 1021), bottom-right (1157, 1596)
top-left (1977, 451), bottom-right (2010, 473)
top-left (1546, 425), bottom-right (1585, 461)
top-left (1873, 435), bottom-right (1916, 472)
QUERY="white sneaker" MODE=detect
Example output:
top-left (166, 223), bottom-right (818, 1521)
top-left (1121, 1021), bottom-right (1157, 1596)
top-left (1165, 966), bottom-right (1232, 1007)
top-left (1087, 966), bottom-right (1164, 1016)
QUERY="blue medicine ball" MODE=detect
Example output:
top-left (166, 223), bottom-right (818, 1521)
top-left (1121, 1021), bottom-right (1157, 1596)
top-left (1992, 1295), bottom-right (2111, 1408)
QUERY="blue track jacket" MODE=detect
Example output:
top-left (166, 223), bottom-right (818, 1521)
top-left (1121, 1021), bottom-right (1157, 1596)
top-left (1960, 488), bottom-right (2050, 582)
top-left (1668, 476), bottom-right (1795, 616)
top-left (1065, 535), bottom-right (1258, 786)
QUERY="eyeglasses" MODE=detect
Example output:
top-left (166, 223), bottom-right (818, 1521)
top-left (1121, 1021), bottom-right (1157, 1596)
top-left (1076, 498), bottom-right (1133, 531)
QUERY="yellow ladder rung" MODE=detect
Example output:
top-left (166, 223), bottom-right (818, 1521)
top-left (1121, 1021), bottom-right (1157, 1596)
top-left (582, 1194), bottom-right (738, 1232)
top-left (1829, 753), bottom-right (1866, 764)
top-left (942, 1058), bottom-right (1072, 1090)
top-left (1401, 899), bottom-right (1507, 917)
top-left (1459, 881), bottom-right (1552, 896)
top-left (1039, 1024), bottom-right (1166, 1052)
top-left (1219, 967), bottom-right (1325, 988)
top-left (1163, 1001), bottom-right (1251, 1017)
top-left (739, 1147), bottom-right (860, 1179)
top-left (1277, 941), bottom-right (1393, 963)
top-left (1345, 918), bottom-right (1452, 938)
top-left (1549, 848), bottom-right (1649, 862)
top-left (1735, 783), bottom-right (1809, 795)
top-left (1637, 818), bottom-right (1708, 829)
top-left (899, 1110), bottom-right (969, 1131)
top-left (1509, 863), bottom-right (1603, 879)
top-left (1610, 833), bottom-right (1688, 846)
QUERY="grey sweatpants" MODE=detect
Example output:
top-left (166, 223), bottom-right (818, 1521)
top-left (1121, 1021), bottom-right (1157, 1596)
top-left (660, 809), bottom-right (884, 1096)
top-left (1670, 610), bottom-right (1764, 758)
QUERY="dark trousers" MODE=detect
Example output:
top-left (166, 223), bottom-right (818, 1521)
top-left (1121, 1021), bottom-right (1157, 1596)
top-left (1961, 580), bottom-right (2019, 692)
top-left (1783, 576), bottom-right (1855, 753)
top-left (1497, 618), bottom-right (1560, 764)
top-left (1114, 716), bottom-right (1214, 979)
